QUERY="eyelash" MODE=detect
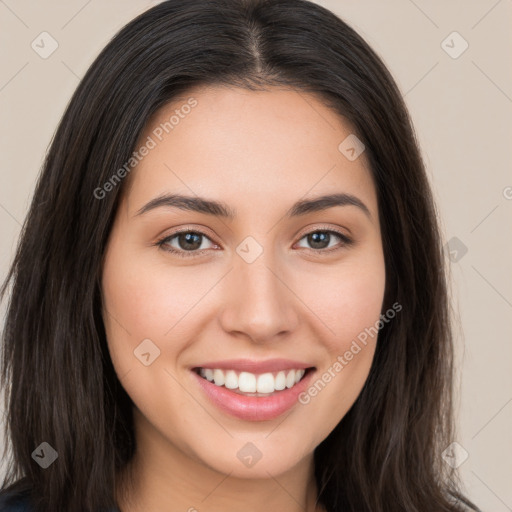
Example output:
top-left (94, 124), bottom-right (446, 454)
top-left (154, 226), bottom-right (354, 259)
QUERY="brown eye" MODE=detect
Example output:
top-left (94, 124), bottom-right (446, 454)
top-left (156, 230), bottom-right (216, 257)
top-left (296, 230), bottom-right (353, 252)
top-left (174, 232), bottom-right (203, 251)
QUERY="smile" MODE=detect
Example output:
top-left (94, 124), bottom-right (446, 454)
top-left (194, 367), bottom-right (310, 396)
top-left (191, 360), bottom-right (316, 421)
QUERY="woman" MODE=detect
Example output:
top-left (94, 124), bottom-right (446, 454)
top-left (0, 0), bottom-right (481, 511)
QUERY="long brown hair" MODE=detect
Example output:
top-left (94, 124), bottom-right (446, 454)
top-left (1, 0), bottom-right (480, 510)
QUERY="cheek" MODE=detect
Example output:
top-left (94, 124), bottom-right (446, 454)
top-left (102, 246), bottom-right (214, 346)
top-left (296, 250), bottom-right (386, 352)
top-left (291, 250), bottom-right (385, 429)
top-left (101, 247), bottom-right (204, 421)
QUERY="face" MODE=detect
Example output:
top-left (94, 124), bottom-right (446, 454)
top-left (101, 85), bottom-right (386, 480)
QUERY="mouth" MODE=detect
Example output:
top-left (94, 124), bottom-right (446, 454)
top-left (190, 363), bottom-right (317, 421)
top-left (192, 366), bottom-right (315, 397)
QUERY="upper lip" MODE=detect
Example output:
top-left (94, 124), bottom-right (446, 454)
top-left (192, 358), bottom-right (315, 374)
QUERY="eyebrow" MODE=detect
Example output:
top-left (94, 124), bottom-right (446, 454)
top-left (135, 192), bottom-right (371, 220)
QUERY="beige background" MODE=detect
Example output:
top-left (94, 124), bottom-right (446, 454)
top-left (1, 0), bottom-right (511, 510)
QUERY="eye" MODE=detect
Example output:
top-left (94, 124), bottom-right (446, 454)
top-left (155, 229), bottom-right (218, 257)
top-left (295, 229), bottom-right (353, 253)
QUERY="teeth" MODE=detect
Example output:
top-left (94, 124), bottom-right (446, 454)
top-left (274, 371), bottom-right (286, 391)
top-left (256, 373), bottom-right (274, 394)
top-left (238, 372), bottom-right (257, 392)
top-left (285, 370), bottom-right (295, 388)
top-left (198, 368), bottom-right (307, 393)
top-left (224, 370), bottom-right (238, 390)
top-left (213, 369), bottom-right (225, 386)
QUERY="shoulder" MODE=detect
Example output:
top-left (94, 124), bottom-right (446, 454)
top-left (0, 488), bottom-right (33, 511)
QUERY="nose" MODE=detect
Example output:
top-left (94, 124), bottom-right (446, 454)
top-left (218, 248), bottom-right (299, 344)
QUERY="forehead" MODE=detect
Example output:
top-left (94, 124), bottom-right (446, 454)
top-left (124, 85), bottom-right (376, 216)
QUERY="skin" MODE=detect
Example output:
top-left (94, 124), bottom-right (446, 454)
top-left (101, 85), bottom-right (386, 512)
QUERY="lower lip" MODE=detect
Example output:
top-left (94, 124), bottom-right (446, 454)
top-left (191, 369), bottom-right (316, 421)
